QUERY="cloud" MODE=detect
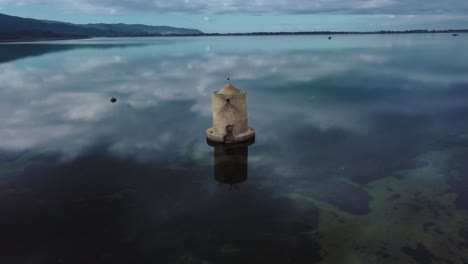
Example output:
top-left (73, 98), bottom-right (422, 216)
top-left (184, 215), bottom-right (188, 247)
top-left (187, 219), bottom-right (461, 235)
top-left (1, 0), bottom-right (468, 15)
top-left (108, 8), bottom-right (118, 14)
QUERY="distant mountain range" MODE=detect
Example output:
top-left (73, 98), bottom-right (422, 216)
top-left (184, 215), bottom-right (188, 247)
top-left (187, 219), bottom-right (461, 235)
top-left (1, 13), bottom-right (466, 42)
top-left (0, 13), bottom-right (203, 42)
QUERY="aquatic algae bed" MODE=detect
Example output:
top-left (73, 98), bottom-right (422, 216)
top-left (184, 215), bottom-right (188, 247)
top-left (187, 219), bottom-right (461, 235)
top-left (263, 148), bottom-right (468, 264)
top-left (0, 151), bottom-right (38, 177)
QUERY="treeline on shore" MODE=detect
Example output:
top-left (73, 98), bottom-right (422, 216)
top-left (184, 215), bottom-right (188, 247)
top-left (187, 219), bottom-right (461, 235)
top-left (191, 29), bottom-right (467, 37)
top-left (1, 29), bottom-right (466, 42)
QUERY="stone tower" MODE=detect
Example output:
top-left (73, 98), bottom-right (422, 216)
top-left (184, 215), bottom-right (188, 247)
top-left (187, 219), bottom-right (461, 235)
top-left (206, 82), bottom-right (255, 144)
top-left (207, 140), bottom-right (254, 190)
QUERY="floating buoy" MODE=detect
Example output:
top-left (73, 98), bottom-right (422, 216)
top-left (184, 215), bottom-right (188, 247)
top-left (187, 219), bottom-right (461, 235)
top-left (328, 36), bottom-right (332, 40)
top-left (110, 97), bottom-right (117, 103)
top-left (452, 33), bottom-right (458, 36)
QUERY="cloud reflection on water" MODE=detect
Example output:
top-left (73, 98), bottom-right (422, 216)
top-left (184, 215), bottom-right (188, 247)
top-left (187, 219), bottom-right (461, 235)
top-left (0, 35), bottom-right (468, 162)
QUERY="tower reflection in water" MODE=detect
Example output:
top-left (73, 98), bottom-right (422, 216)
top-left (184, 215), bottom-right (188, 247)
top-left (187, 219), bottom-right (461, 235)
top-left (207, 139), bottom-right (255, 190)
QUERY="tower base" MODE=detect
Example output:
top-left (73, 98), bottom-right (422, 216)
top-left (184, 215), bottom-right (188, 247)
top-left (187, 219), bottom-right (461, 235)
top-left (206, 127), bottom-right (255, 144)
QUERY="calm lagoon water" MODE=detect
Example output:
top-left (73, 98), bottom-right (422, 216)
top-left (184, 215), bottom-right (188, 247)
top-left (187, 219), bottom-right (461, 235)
top-left (1, 34), bottom-right (468, 264)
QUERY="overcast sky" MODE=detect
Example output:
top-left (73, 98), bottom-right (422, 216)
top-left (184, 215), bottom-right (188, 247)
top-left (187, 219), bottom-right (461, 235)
top-left (1, 0), bottom-right (468, 32)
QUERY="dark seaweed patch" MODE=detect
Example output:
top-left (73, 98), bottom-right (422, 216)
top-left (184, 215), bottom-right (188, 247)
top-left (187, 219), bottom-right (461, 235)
top-left (423, 222), bottom-right (435, 232)
top-left (401, 243), bottom-right (436, 264)
top-left (377, 251), bottom-right (391, 259)
top-left (312, 181), bottom-right (371, 215)
top-left (401, 243), bottom-right (454, 264)
top-left (459, 228), bottom-right (468, 249)
top-left (398, 202), bottom-right (424, 212)
top-left (447, 150), bottom-right (468, 210)
top-left (434, 227), bottom-right (445, 235)
top-left (388, 193), bottom-right (401, 201)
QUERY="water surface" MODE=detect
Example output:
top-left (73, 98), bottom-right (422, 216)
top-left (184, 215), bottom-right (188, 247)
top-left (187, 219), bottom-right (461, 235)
top-left (1, 34), bottom-right (468, 264)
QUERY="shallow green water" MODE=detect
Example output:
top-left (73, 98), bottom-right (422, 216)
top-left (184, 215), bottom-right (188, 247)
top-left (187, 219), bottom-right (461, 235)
top-left (1, 34), bottom-right (468, 264)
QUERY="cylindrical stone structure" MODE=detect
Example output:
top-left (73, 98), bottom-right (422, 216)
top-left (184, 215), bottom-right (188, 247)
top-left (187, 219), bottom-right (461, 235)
top-left (206, 82), bottom-right (255, 144)
top-left (207, 138), bottom-right (255, 188)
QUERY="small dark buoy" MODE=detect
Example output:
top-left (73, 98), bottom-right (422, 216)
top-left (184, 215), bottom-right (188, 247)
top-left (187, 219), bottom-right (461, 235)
top-left (328, 36), bottom-right (332, 40)
top-left (452, 33), bottom-right (458, 36)
top-left (110, 97), bottom-right (117, 103)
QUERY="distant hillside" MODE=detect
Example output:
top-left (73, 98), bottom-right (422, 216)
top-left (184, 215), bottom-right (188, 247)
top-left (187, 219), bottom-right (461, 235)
top-left (0, 13), bottom-right (203, 42)
top-left (79, 23), bottom-right (202, 36)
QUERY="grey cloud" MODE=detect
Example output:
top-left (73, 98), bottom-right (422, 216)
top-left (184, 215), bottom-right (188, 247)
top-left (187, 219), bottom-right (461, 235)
top-left (1, 0), bottom-right (468, 14)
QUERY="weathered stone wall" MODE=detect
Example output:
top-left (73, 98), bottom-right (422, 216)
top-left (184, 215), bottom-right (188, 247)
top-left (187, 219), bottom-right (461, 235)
top-left (211, 92), bottom-right (248, 137)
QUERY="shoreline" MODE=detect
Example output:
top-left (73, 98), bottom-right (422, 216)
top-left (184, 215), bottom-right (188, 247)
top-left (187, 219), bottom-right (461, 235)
top-left (0, 30), bottom-right (465, 43)
top-left (0, 36), bottom-right (91, 43)
top-left (192, 30), bottom-right (467, 37)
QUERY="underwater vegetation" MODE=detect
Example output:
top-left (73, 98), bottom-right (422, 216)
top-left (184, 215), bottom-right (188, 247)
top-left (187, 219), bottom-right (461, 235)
top-left (257, 147), bottom-right (468, 264)
top-left (0, 151), bottom-right (38, 177)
